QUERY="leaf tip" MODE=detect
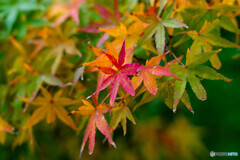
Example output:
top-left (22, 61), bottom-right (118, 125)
top-left (111, 141), bottom-right (117, 148)
top-left (226, 78), bottom-right (232, 82)
top-left (165, 50), bottom-right (170, 55)
top-left (79, 144), bottom-right (85, 159)
top-left (78, 151), bottom-right (83, 159)
top-left (189, 107), bottom-right (194, 114)
top-left (86, 95), bottom-right (92, 99)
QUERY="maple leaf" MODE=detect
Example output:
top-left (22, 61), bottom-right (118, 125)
top-left (8, 57), bottom-right (72, 111)
top-left (134, 1), bottom-right (188, 55)
top-left (19, 87), bottom-right (78, 131)
top-left (78, 0), bottom-right (121, 33)
top-left (187, 20), bottom-right (240, 69)
top-left (83, 44), bottom-right (135, 69)
top-left (48, 0), bottom-right (84, 26)
top-left (174, 0), bottom-right (240, 49)
top-left (132, 55), bottom-right (185, 111)
top-left (184, 0), bottom-right (240, 16)
top-left (110, 103), bottom-right (136, 135)
top-left (29, 26), bottom-right (81, 74)
top-left (78, 0), bottom-right (121, 47)
top-left (99, 22), bottom-right (156, 52)
top-left (93, 40), bottom-right (145, 105)
top-left (133, 47), bottom-right (231, 113)
top-left (218, 15), bottom-right (240, 34)
top-left (0, 117), bottom-right (14, 144)
top-left (132, 53), bottom-right (181, 95)
top-left (83, 45), bottom-right (117, 68)
top-left (70, 95), bottom-right (116, 157)
top-left (170, 43), bottom-right (231, 113)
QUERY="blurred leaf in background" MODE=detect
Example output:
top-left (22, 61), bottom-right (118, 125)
top-left (0, 0), bottom-right (240, 160)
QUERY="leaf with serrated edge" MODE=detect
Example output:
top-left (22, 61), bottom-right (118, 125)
top-left (187, 49), bottom-right (221, 66)
top-left (173, 70), bottom-right (187, 112)
top-left (137, 22), bottom-right (159, 48)
top-left (187, 70), bottom-right (207, 101)
top-left (189, 65), bottom-right (231, 82)
top-left (180, 91), bottom-right (194, 114)
top-left (162, 18), bottom-right (188, 28)
top-left (202, 33), bottom-right (240, 49)
top-left (155, 23), bottom-right (165, 55)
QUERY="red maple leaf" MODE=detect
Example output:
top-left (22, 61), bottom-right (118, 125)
top-left (94, 40), bottom-right (145, 105)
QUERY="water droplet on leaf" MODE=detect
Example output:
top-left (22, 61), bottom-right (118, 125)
top-left (86, 95), bottom-right (92, 99)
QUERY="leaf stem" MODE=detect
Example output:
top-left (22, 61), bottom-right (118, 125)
top-left (170, 51), bottom-right (185, 66)
top-left (172, 31), bottom-right (187, 37)
top-left (101, 93), bottom-right (110, 104)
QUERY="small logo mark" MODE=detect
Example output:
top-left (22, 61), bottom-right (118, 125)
top-left (210, 151), bottom-right (238, 157)
top-left (210, 151), bottom-right (215, 157)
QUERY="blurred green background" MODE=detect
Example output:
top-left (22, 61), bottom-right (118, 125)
top-left (0, 0), bottom-right (240, 160)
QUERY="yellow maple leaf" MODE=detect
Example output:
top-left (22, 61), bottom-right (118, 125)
top-left (19, 87), bottom-right (79, 131)
top-left (110, 103), bottom-right (136, 135)
top-left (99, 23), bottom-right (156, 53)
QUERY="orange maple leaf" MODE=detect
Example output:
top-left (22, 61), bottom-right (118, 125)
top-left (132, 53), bottom-right (181, 95)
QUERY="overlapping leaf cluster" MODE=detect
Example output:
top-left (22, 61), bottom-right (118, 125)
top-left (0, 0), bottom-right (239, 158)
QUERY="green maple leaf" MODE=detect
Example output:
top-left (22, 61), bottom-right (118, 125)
top-left (187, 20), bottom-right (240, 69)
top-left (136, 2), bottom-right (188, 55)
top-left (170, 44), bottom-right (231, 113)
top-left (219, 15), bottom-right (240, 34)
